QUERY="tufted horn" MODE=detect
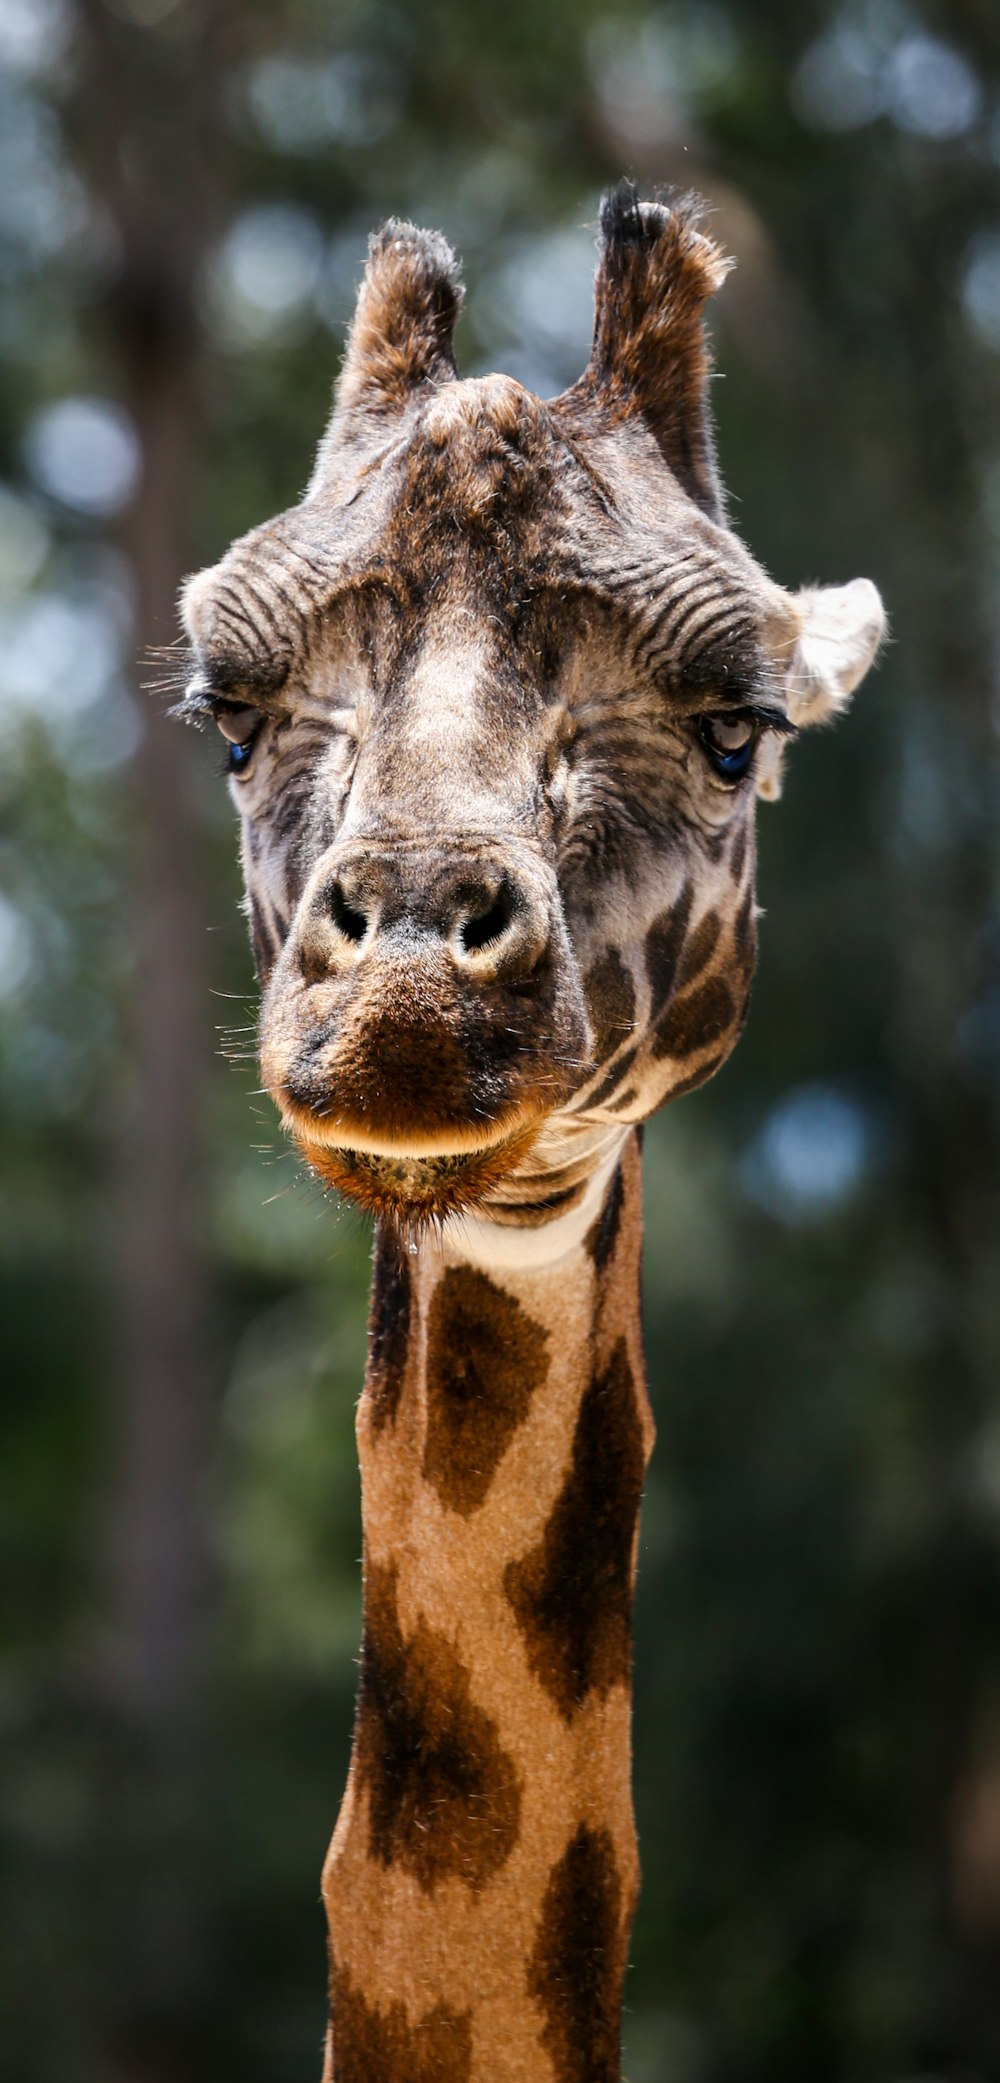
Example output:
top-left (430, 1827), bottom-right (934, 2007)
top-left (310, 219), bottom-right (463, 494)
top-left (556, 181), bottom-right (733, 520)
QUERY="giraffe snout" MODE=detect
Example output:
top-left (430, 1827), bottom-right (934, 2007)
top-left (297, 842), bottom-right (552, 987)
top-left (258, 837), bottom-right (589, 1181)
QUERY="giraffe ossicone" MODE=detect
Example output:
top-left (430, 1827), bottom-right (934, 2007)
top-left (178, 183), bottom-right (884, 2080)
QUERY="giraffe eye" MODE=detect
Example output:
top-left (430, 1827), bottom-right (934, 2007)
top-left (697, 712), bottom-right (757, 782)
top-left (215, 704), bottom-right (262, 777)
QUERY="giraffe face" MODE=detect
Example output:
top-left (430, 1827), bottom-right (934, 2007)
top-left (179, 195), bottom-right (884, 1225)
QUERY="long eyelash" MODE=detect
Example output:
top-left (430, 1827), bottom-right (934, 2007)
top-left (687, 699), bottom-right (798, 740)
top-left (748, 703), bottom-right (798, 738)
top-left (144, 640), bottom-right (198, 710)
top-left (168, 686), bottom-right (215, 726)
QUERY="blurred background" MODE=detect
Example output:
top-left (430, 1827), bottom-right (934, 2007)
top-left (2, 0), bottom-right (999, 2078)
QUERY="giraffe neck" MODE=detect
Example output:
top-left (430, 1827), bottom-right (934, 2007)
top-left (323, 1129), bottom-right (654, 2083)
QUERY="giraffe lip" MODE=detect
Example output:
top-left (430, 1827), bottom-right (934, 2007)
top-left (290, 1120), bottom-right (542, 1225)
top-left (272, 1089), bottom-right (542, 1160)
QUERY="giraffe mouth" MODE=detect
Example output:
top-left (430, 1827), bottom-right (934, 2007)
top-left (293, 1122), bottom-right (541, 1225)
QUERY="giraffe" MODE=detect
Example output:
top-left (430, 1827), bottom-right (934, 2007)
top-left (177, 186), bottom-right (885, 2081)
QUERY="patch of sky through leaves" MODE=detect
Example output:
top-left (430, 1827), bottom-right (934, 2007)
top-left (794, 4), bottom-right (982, 140)
top-left (236, 51), bottom-right (400, 154)
top-left (739, 1083), bottom-right (873, 1223)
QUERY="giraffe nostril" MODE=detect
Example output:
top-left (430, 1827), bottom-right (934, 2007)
top-left (460, 885), bottom-right (516, 955)
top-left (329, 879), bottom-right (368, 945)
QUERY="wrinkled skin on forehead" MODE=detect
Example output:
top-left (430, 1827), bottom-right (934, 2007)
top-left (179, 188), bottom-right (884, 1225)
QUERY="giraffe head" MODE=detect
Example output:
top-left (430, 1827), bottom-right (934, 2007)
top-left (179, 186), bottom-right (884, 1227)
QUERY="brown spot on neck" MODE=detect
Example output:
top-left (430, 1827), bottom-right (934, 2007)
top-left (355, 1562), bottom-right (521, 1892)
top-left (585, 1162), bottom-right (624, 1275)
top-left (504, 1339), bottom-right (646, 1720)
top-left (528, 1824), bottom-right (626, 2083)
top-left (329, 1959), bottom-right (472, 2083)
top-left (367, 1223), bottom-right (412, 1433)
top-left (423, 1268), bottom-right (549, 1515)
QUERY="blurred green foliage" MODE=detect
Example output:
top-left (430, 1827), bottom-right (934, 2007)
top-left (1, 0), bottom-right (1000, 2078)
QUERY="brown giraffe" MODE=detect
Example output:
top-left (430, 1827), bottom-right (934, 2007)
top-left (177, 186), bottom-right (884, 2081)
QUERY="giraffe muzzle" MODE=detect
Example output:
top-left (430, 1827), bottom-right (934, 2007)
top-left (258, 837), bottom-right (589, 1201)
top-left (297, 842), bottom-right (552, 988)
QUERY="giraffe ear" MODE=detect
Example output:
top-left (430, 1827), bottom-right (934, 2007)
top-left (755, 578), bottom-right (887, 800)
top-left (556, 182), bottom-right (733, 519)
top-left (310, 219), bottom-right (463, 491)
top-left (783, 579), bottom-right (887, 726)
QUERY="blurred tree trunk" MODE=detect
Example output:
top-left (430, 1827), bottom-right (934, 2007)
top-left (75, 5), bottom-right (232, 2072)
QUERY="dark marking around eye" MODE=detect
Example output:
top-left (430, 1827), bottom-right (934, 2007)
top-left (423, 1268), bottom-right (549, 1515)
top-left (355, 1563), bottom-right (521, 1892)
top-left (652, 975), bottom-right (737, 1062)
top-left (528, 1824), bottom-right (626, 2083)
top-left (202, 635), bottom-right (289, 699)
top-left (583, 948), bottom-right (636, 1063)
top-left (644, 884), bottom-right (693, 1019)
top-left (504, 1339), bottom-right (645, 1720)
top-left (366, 1224), bottom-right (412, 1434)
top-left (329, 1959), bottom-right (472, 2083)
